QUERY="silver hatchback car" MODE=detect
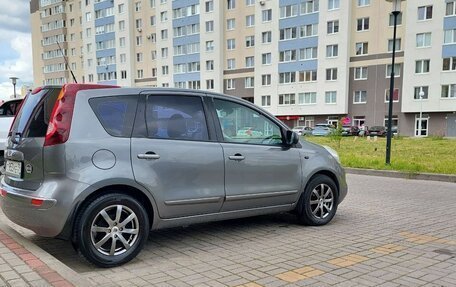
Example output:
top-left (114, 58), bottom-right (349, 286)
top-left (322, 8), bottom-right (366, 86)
top-left (1, 84), bottom-right (347, 267)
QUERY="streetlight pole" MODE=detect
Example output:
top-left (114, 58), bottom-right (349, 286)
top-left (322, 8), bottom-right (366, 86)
top-left (385, 0), bottom-right (405, 165)
top-left (9, 77), bottom-right (18, 99)
top-left (418, 88), bottom-right (424, 137)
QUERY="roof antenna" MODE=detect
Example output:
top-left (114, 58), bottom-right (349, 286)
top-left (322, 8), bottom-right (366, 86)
top-left (56, 40), bottom-right (78, 83)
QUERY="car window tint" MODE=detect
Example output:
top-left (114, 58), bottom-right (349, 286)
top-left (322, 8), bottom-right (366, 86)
top-left (89, 96), bottom-right (138, 137)
top-left (146, 95), bottom-right (209, 141)
top-left (24, 89), bottom-right (60, 137)
top-left (214, 99), bottom-right (283, 145)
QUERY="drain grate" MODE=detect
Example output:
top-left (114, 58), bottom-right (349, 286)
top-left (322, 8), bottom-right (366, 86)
top-left (433, 249), bottom-right (455, 256)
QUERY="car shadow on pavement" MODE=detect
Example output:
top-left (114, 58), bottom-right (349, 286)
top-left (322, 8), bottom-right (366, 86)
top-left (26, 212), bottom-right (336, 273)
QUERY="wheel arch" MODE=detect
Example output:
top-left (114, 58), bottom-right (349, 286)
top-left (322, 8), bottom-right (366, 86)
top-left (57, 183), bottom-right (157, 241)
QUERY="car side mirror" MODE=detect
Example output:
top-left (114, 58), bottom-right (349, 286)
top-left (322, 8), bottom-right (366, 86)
top-left (285, 130), bottom-right (299, 146)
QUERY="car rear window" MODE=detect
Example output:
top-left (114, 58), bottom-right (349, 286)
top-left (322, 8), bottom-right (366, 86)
top-left (11, 88), bottom-right (61, 137)
top-left (89, 95), bottom-right (138, 137)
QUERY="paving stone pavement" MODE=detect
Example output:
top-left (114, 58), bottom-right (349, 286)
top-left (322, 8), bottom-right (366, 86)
top-left (1, 174), bottom-right (456, 286)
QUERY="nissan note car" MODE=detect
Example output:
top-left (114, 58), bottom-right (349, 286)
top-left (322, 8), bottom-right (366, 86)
top-left (0, 84), bottom-right (347, 267)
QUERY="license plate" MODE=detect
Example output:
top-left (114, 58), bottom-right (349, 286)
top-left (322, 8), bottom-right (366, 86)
top-left (5, 160), bottom-right (22, 178)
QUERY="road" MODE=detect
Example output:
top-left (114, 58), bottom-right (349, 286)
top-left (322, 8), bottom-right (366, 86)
top-left (1, 174), bottom-right (456, 286)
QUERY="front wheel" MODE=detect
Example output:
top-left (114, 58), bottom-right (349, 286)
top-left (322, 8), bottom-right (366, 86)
top-left (297, 175), bottom-right (338, 226)
top-left (74, 193), bottom-right (150, 267)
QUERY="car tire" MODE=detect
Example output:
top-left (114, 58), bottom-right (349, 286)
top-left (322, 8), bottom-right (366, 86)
top-left (74, 193), bottom-right (150, 267)
top-left (296, 174), bottom-right (338, 226)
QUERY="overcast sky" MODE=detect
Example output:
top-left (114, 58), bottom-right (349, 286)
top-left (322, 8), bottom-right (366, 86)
top-left (0, 0), bottom-right (33, 101)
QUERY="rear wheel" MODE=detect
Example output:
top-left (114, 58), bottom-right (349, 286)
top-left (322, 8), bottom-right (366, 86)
top-left (297, 175), bottom-right (338, 226)
top-left (74, 193), bottom-right (149, 267)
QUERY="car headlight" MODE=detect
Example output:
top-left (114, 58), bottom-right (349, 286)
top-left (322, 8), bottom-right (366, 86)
top-left (323, 145), bottom-right (340, 163)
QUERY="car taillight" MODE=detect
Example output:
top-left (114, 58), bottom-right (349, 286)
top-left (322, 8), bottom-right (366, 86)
top-left (44, 83), bottom-right (119, 147)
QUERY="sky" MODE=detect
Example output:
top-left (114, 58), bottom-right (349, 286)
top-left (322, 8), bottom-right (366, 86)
top-left (0, 0), bottom-right (33, 101)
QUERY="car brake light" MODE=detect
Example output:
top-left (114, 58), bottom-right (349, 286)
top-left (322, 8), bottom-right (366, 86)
top-left (31, 198), bottom-right (44, 206)
top-left (44, 83), bottom-right (119, 147)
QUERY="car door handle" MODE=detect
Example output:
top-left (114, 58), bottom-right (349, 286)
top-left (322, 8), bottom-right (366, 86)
top-left (137, 152), bottom-right (160, 160)
top-left (228, 154), bottom-right (245, 161)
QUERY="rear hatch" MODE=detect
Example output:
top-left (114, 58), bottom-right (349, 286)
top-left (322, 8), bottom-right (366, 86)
top-left (4, 87), bottom-right (61, 190)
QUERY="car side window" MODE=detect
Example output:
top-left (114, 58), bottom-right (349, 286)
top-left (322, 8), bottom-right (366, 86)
top-left (146, 95), bottom-right (209, 141)
top-left (214, 99), bottom-right (283, 145)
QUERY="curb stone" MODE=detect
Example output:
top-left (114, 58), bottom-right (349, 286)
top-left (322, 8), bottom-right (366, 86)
top-left (345, 167), bottom-right (456, 183)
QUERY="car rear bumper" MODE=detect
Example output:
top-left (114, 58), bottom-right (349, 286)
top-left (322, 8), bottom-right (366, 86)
top-left (0, 177), bottom-right (88, 237)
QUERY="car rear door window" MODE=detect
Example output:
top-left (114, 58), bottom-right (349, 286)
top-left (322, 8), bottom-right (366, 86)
top-left (145, 95), bottom-right (209, 141)
top-left (89, 96), bottom-right (138, 137)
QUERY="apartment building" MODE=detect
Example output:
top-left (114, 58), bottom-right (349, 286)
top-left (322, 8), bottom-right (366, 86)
top-left (30, 0), bottom-right (456, 137)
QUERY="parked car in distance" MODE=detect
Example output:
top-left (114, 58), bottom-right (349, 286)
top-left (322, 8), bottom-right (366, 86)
top-left (312, 123), bottom-right (336, 136)
top-left (292, 126), bottom-right (313, 136)
top-left (0, 99), bottom-right (23, 166)
top-left (341, 125), bottom-right (360, 136)
top-left (367, 126), bottom-right (387, 137)
top-left (0, 84), bottom-right (348, 267)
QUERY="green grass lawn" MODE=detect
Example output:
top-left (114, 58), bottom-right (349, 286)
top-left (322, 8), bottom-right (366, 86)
top-left (304, 136), bottom-right (456, 175)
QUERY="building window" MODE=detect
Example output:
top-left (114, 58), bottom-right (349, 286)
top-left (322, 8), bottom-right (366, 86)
top-left (137, 69), bottom-right (143, 79)
top-left (162, 65), bottom-right (169, 75)
top-left (226, 79), bottom-right (235, 90)
top-left (388, 38), bottom-right (401, 52)
top-left (206, 21), bottom-right (214, 32)
top-left (416, 32), bottom-right (432, 48)
top-left (386, 64), bottom-right (401, 78)
top-left (355, 42), bottom-right (368, 55)
top-left (246, 0), bottom-right (255, 6)
top-left (227, 18), bottom-right (235, 30)
top-left (245, 77), bottom-right (254, 88)
top-left (136, 53), bottom-right (143, 62)
top-left (245, 36), bottom-right (255, 47)
top-left (262, 53), bottom-right (272, 65)
top-left (206, 41), bottom-right (214, 51)
top-left (299, 70), bottom-right (317, 82)
top-left (206, 60), bottom-right (214, 71)
top-left (299, 47), bottom-right (318, 60)
top-left (246, 15), bottom-right (255, 27)
top-left (326, 44), bottom-right (338, 58)
top-left (262, 9), bottom-right (272, 22)
top-left (354, 91), bottom-right (367, 104)
top-left (279, 72), bottom-right (296, 84)
top-left (262, 31), bottom-right (272, 43)
top-left (327, 20), bottom-right (339, 34)
top-left (325, 91), bottom-right (337, 104)
top-left (353, 116), bottom-right (365, 127)
top-left (357, 17), bottom-right (369, 31)
top-left (280, 4), bottom-right (298, 18)
top-left (205, 0), bottom-right (214, 12)
top-left (443, 57), bottom-right (456, 71)
top-left (136, 36), bottom-right (142, 46)
top-left (227, 39), bottom-right (235, 50)
top-left (418, 5), bottom-right (433, 21)
top-left (301, 0), bottom-right (319, 14)
top-left (160, 11), bottom-right (168, 22)
top-left (245, 56), bottom-right (254, 67)
top-left (262, 74), bottom-right (271, 86)
top-left (161, 29), bottom-right (168, 40)
top-left (152, 68), bottom-right (157, 77)
top-left (444, 29), bottom-right (456, 44)
top-left (188, 81), bottom-right (201, 90)
top-left (261, 95), bottom-right (271, 107)
top-left (384, 116), bottom-right (399, 129)
top-left (354, 67), bottom-right (368, 80)
top-left (389, 13), bottom-right (402, 26)
top-left (328, 0), bottom-right (339, 10)
top-left (298, 92), bottom-right (316, 105)
top-left (280, 27), bottom-right (297, 40)
top-left (441, 84), bottom-right (456, 98)
top-left (120, 70), bottom-right (127, 79)
top-left (227, 0), bottom-right (235, 10)
top-left (358, 0), bottom-right (370, 6)
top-left (135, 1), bottom-right (141, 12)
top-left (414, 86), bottom-right (429, 99)
top-left (326, 68), bottom-right (337, 81)
top-left (415, 59), bottom-right (430, 74)
top-left (385, 89), bottom-right (400, 102)
top-left (206, 79), bottom-right (214, 90)
top-left (280, 50), bottom-right (297, 62)
top-left (300, 24), bottom-right (318, 38)
top-left (161, 47), bottom-right (168, 58)
top-left (120, 54), bottom-right (126, 63)
top-left (447, 1), bottom-right (456, 16)
top-left (278, 94), bottom-right (295, 105)
top-left (227, 58), bottom-right (236, 70)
